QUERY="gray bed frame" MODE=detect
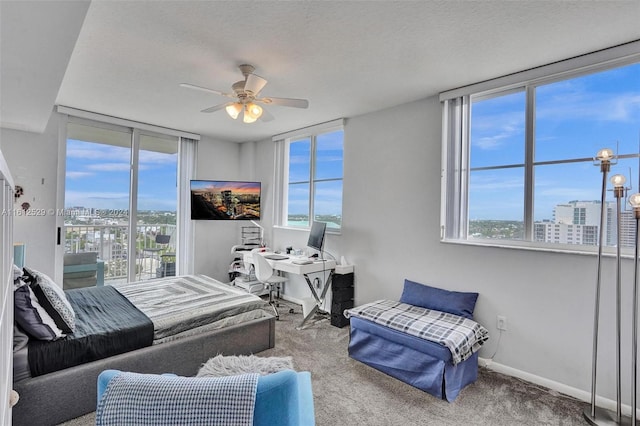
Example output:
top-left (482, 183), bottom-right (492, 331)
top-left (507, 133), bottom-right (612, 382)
top-left (12, 314), bottom-right (276, 426)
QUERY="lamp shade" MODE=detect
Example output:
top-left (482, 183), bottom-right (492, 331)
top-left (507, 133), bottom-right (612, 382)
top-left (596, 148), bottom-right (614, 161)
top-left (225, 103), bottom-right (242, 119)
top-left (610, 174), bottom-right (626, 187)
top-left (629, 193), bottom-right (640, 208)
top-left (243, 103), bottom-right (263, 123)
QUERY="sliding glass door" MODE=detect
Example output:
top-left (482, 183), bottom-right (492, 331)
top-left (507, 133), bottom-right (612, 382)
top-left (64, 118), bottom-right (178, 283)
top-left (136, 133), bottom-right (178, 280)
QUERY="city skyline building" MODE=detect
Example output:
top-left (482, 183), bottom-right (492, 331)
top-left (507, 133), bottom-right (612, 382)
top-left (533, 200), bottom-right (639, 248)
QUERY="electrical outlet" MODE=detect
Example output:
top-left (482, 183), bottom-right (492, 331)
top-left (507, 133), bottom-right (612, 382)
top-left (497, 315), bottom-right (508, 331)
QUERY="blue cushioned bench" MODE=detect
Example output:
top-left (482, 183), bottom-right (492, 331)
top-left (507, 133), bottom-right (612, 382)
top-left (346, 279), bottom-right (487, 402)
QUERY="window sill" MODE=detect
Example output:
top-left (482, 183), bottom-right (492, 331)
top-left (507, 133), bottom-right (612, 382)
top-left (440, 238), bottom-right (636, 259)
top-left (273, 225), bottom-right (342, 236)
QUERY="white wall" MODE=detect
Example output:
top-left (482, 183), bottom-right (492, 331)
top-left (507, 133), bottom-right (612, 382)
top-left (0, 112), bottom-right (61, 278)
top-left (191, 136), bottom-right (245, 281)
top-left (256, 96), bottom-right (634, 406)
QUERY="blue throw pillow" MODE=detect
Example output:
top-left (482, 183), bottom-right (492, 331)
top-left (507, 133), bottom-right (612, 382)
top-left (399, 279), bottom-right (479, 319)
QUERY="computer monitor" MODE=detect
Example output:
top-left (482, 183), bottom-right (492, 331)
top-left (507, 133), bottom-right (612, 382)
top-left (307, 221), bottom-right (327, 253)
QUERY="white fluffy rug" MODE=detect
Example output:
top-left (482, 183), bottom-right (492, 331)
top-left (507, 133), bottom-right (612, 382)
top-left (196, 354), bottom-right (294, 378)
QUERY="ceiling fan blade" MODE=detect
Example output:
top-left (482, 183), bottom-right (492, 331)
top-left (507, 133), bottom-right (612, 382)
top-left (259, 108), bottom-right (275, 122)
top-left (179, 83), bottom-right (233, 98)
top-left (259, 97), bottom-right (309, 109)
top-left (201, 102), bottom-right (233, 113)
top-left (244, 74), bottom-right (268, 96)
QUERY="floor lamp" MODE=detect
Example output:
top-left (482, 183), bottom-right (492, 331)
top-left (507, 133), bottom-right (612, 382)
top-left (584, 149), bottom-right (639, 425)
top-left (584, 148), bottom-right (614, 425)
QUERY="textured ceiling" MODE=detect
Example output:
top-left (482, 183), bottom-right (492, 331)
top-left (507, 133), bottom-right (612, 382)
top-left (2, 1), bottom-right (640, 142)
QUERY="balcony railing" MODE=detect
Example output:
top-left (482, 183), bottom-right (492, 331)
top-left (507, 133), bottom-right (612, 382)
top-left (64, 224), bottom-right (177, 283)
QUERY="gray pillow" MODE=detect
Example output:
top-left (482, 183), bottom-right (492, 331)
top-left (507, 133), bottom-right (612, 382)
top-left (24, 267), bottom-right (76, 333)
top-left (14, 285), bottom-right (64, 341)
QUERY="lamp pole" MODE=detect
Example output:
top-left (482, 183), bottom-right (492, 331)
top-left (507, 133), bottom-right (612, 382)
top-left (588, 149), bottom-right (613, 420)
top-left (611, 173), bottom-right (626, 422)
top-left (629, 193), bottom-right (640, 426)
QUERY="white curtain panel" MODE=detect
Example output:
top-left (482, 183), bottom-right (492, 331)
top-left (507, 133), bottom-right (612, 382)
top-left (177, 137), bottom-right (197, 275)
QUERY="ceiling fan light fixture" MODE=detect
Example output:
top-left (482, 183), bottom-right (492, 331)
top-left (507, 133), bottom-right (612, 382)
top-left (181, 64), bottom-right (309, 123)
top-left (225, 103), bottom-right (242, 119)
top-left (243, 102), bottom-right (263, 123)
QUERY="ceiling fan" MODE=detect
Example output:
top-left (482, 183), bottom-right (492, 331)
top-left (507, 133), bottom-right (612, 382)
top-left (180, 64), bottom-right (309, 123)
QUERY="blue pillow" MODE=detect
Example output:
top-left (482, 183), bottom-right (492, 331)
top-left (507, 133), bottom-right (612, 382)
top-left (399, 279), bottom-right (479, 319)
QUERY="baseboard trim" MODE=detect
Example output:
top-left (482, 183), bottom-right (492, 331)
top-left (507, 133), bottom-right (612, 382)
top-left (478, 357), bottom-right (637, 417)
top-left (280, 294), bottom-right (304, 306)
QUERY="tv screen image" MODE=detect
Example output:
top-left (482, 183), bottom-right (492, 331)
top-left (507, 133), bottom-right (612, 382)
top-left (190, 180), bottom-right (261, 220)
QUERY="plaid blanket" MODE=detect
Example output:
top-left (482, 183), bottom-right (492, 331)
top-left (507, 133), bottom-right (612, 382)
top-left (345, 300), bottom-right (489, 365)
top-left (96, 372), bottom-right (259, 425)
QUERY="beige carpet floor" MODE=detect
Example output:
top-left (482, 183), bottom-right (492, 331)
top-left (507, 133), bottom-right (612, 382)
top-left (62, 304), bottom-right (589, 425)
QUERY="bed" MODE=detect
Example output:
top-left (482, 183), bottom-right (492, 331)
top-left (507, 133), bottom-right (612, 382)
top-left (344, 279), bottom-right (489, 401)
top-left (12, 273), bottom-right (275, 426)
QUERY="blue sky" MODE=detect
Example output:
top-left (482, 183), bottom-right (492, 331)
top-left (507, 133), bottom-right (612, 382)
top-left (287, 130), bottom-right (344, 218)
top-left (65, 139), bottom-right (177, 211)
top-left (469, 61), bottom-right (640, 221)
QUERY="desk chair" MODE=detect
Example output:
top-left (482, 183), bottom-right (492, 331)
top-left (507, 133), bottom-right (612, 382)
top-left (254, 253), bottom-right (287, 320)
top-left (142, 234), bottom-right (170, 279)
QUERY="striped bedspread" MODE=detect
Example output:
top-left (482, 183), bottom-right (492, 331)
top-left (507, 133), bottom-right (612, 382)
top-left (114, 275), bottom-right (267, 340)
top-left (345, 300), bottom-right (489, 364)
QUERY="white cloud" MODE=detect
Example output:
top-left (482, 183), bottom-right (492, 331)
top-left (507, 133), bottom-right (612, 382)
top-left (86, 163), bottom-right (131, 172)
top-left (66, 171), bottom-right (94, 179)
top-left (65, 190), bottom-right (130, 209)
top-left (537, 88), bottom-right (640, 124)
top-left (472, 111), bottom-right (525, 151)
top-left (138, 150), bottom-right (177, 165)
top-left (66, 144), bottom-right (130, 162)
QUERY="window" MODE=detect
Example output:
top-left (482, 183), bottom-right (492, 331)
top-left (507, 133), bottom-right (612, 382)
top-left (64, 119), bottom-right (178, 282)
top-left (441, 44), bottom-right (640, 253)
top-left (58, 106), bottom-right (198, 281)
top-left (275, 120), bottom-right (344, 231)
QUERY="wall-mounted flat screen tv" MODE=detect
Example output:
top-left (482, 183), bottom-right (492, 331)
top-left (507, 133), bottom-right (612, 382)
top-left (190, 180), bottom-right (261, 220)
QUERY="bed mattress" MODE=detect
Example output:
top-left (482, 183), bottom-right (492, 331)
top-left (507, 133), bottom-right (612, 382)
top-left (27, 286), bottom-right (154, 376)
top-left (14, 274), bottom-right (268, 380)
top-left (113, 274), bottom-right (267, 340)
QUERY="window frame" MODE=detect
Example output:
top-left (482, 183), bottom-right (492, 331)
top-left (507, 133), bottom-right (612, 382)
top-left (440, 42), bottom-right (640, 254)
top-left (274, 119), bottom-right (344, 232)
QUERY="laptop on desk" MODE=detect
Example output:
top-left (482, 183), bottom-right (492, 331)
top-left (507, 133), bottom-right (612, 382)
top-left (263, 254), bottom-right (289, 261)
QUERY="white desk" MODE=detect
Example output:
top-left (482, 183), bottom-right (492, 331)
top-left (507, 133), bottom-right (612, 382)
top-left (243, 251), bottom-right (336, 329)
